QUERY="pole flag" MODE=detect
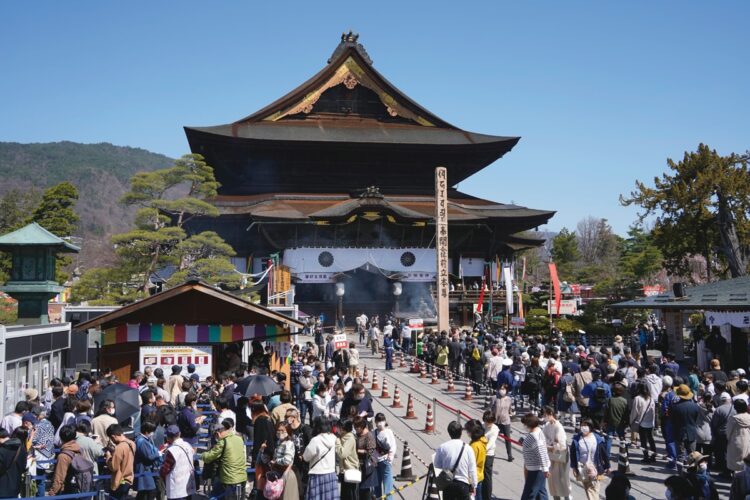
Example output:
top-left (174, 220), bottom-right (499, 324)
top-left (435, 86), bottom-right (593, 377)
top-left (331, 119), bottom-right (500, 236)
top-left (548, 263), bottom-right (562, 315)
top-left (496, 257), bottom-right (501, 283)
top-left (477, 274), bottom-right (486, 313)
top-left (503, 264), bottom-right (514, 315)
top-left (518, 289), bottom-right (524, 318)
top-left (521, 256), bottom-right (527, 282)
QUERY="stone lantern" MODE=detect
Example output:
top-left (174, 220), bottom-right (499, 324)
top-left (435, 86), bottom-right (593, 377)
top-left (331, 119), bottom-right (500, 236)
top-left (0, 222), bottom-right (80, 324)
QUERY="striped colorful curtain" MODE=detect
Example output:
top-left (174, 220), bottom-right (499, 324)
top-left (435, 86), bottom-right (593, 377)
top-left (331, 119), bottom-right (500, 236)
top-left (102, 323), bottom-right (290, 346)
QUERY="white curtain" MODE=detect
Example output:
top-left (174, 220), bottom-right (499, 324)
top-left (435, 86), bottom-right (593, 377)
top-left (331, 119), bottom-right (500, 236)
top-left (282, 247), bottom-right (436, 274)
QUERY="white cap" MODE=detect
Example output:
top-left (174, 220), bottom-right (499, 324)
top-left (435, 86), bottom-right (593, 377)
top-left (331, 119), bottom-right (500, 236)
top-left (738, 368), bottom-right (747, 376)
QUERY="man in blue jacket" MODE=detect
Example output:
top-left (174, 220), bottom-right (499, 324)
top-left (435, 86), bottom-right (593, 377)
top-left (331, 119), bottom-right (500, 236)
top-left (581, 370), bottom-right (611, 425)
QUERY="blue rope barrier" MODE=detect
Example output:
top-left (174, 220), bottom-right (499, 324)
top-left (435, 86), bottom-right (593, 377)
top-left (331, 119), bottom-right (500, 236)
top-left (29, 492), bottom-right (98, 499)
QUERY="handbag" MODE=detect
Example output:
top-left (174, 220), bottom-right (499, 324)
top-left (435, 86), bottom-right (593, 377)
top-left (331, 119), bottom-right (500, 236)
top-left (435, 444), bottom-right (464, 489)
top-left (263, 473), bottom-right (285, 500)
top-left (344, 468), bottom-right (362, 483)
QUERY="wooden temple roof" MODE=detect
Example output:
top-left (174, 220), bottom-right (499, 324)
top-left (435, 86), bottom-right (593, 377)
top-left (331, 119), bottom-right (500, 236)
top-left (184, 32), bottom-right (521, 190)
top-left (209, 190), bottom-right (554, 227)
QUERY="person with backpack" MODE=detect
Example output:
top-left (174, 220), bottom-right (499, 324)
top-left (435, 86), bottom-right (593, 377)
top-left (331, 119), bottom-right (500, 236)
top-left (50, 424), bottom-right (94, 495)
top-left (135, 421), bottom-right (163, 500)
top-left (524, 357), bottom-right (544, 412)
top-left (203, 418), bottom-right (247, 500)
top-left (558, 366), bottom-right (577, 427)
top-left (581, 370), bottom-right (611, 427)
top-left (106, 424), bottom-right (136, 499)
top-left (466, 338), bottom-right (485, 396)
top-left (0, 427), bottom-right (28, 498)
top-left (542, 360), bottom-right (561, 408)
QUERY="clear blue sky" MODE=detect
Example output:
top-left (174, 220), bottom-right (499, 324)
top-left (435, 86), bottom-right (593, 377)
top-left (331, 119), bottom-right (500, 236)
top-left (2, 2), bottom-right (748, 235)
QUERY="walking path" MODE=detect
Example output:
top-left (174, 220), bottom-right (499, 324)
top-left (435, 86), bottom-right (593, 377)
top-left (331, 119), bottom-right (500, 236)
top-left (348, 332), bottom-right (731, 499)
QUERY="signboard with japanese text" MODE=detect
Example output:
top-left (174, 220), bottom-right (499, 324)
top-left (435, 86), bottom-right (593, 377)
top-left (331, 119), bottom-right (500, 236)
top-left (333, 334), bottom-right (348, 350)
top-left (546, 299), bottom-right (578, 316)
top-left (435, 167), bottom-right (450, 332)
top-left (140, 345), bottom-right (213, 379)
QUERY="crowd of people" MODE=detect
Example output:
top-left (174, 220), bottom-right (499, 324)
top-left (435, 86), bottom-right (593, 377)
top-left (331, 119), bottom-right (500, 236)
top-left (0, 318), bottom-right (747, 500)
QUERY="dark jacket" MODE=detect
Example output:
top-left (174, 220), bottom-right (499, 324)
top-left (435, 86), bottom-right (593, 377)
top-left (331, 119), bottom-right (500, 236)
top-left (251, 414), bottom-right (275, 467)
top-left (135, 433), bottom-right (162, 491)
top-left (671, 398), bottom-right (702, 443)
top-left (50, 397), bottom-right (66, 430)
top-left (177, 407), bottom-right (200, 442)
top-left (0, 438), bottom-right (27, 498)
top-left (340, 395), bottom-right (374, 423)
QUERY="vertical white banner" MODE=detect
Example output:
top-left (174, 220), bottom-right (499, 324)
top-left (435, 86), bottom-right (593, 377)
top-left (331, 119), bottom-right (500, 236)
top-left (435, 167), bottom-right (450, 332)
top-left (503, 265), bottom-right (514, 315)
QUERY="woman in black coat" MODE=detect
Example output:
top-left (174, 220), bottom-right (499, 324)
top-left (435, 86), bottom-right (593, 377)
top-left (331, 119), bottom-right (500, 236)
top-left (0, 429), bottom-right (28, 498)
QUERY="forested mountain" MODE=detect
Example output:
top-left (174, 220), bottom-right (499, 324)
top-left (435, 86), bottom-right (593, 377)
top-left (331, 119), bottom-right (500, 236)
top-left (0, 141), bottom-right (174, 267)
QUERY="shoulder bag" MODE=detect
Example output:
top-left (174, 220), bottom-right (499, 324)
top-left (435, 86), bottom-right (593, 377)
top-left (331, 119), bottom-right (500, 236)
top-left (435, 444), bottom-right (464, 489)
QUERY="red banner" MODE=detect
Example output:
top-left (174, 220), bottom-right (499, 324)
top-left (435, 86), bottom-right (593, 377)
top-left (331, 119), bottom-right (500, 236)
top-left (548, 263), bottom-right (562, 315)
top-left (477, 275), bottom-right (486, 313)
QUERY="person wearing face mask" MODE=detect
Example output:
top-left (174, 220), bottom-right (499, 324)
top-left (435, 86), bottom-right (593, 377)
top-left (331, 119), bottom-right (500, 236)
top-left (542, 406), bottom-right (570, 500)
top-left (683, 451), bottom-right (719, 500)
top-left (267, 422), bottom-right (299, 500)
top-left (481, 411), bottom-right (498, 500)
top-left (285, 407), bottom-right (312, 496)
top-left (327, 386), bottom-right (345, 420)
top-left (373, 413), bottom-right (396, 500)
top-left (92, 400), bottom-right (119, 450)
top-left (340, 383), bottom-right (374, 424)
top-left (569, 419), bottom-right (607, 500)
top-left (492, 384), bottom-right (514, 462)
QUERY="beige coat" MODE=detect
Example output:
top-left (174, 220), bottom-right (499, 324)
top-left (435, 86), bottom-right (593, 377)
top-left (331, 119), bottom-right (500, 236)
top-left (543, 420), bottom-right (571, 497)
top-left (727, 412), bottom-right (750, 472)
top-left (574, 371), bottom-right (592, 407)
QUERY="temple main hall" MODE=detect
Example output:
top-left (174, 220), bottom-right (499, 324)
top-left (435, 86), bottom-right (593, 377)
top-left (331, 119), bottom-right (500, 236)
top-left (183, 32), bottom-right (554, 324)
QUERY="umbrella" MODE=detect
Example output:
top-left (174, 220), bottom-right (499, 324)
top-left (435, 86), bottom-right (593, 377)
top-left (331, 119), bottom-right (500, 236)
top-left (235, 375), bottom-right (281, 398)
top-left (93, 383), bottom-right (141, 424)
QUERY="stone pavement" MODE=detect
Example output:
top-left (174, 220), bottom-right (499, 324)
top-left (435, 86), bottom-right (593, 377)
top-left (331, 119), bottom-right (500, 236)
top-left (345, 332), bottom-right (731, 500)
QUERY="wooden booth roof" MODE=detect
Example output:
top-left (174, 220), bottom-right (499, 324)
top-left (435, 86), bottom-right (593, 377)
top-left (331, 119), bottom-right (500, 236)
top-left (75, 280), bottom-right (304, 332)
top-left (611, 276), bottom-right (750, 311)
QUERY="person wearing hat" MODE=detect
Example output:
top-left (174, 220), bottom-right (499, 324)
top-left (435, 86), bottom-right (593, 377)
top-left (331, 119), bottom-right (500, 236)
top-left (671, 384), bottom-right (701, 471)
top-left (159, 425), bottom-right (196, 500)
top-left (712, 392), bottom-right (736, 477)
top-left (684, 451), bottom-right (719, 500)
top-left (613, 335), bottom-right (624, 352)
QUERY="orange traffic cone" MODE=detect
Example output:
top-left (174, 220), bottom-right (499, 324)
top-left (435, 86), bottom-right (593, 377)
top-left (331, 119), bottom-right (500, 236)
top-left (371, 372), bottom-right (380, 391)
top-left (404, 394), bottom-right (417, 419)
top-left (463, 381), bottom-right (473, 401)
top-left (430, 370), bottom-right (439, 385)
top-left (399, 351), bottom-right (406, 368)
top-left (380, 378), bottom-right (390, 399)
top-left (392, 385), bottom-right (402, 408)
top-left (363, 366), bottom-right (370, 383)
top-left (419, 362), bottom-right (427, 379)
top-left (411, 357), bottom-right (420, 374)
top-left (446, 373), bottom-right (455, 392)
top-left (423, 404), bottom-right (435, 433)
